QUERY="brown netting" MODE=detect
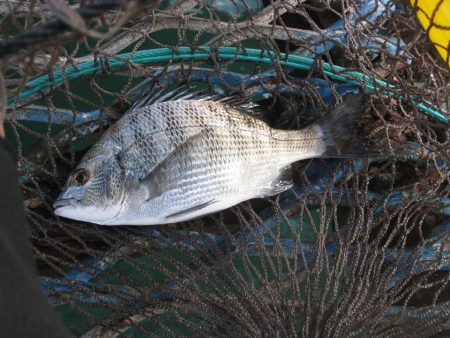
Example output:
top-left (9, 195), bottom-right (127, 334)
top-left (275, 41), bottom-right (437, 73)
top-left (1, 0), bottom-right (449, 337)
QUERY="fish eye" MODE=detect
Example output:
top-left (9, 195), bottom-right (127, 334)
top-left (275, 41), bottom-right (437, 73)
top-left (73, 169), bottom-right (90, 185)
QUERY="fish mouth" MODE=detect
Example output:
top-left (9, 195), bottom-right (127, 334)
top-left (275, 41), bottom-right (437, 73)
top-left (53, 198), bottom-right (77, 214)
top-left (53, 197), bottom-right (125, 225)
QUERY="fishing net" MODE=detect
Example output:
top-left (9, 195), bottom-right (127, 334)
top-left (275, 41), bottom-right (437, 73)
top-left (1, 0), bottom-right (449, 336)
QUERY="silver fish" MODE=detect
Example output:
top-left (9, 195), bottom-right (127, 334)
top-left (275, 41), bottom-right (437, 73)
top-left (53, 89), bottom-right (368, 225)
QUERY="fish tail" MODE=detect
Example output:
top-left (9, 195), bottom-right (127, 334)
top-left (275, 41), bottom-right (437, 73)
top-left (311, 94), bottom-right (376, 158)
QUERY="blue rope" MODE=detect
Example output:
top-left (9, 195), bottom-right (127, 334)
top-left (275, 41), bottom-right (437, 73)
top-left (9, 47), bottom-right (448, 124)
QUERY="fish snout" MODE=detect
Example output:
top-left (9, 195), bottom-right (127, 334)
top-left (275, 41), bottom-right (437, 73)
top-left (53, 198), bottom-right (76, 209)
top-left (54, 185), bottom-right (87, 209)
top-left (53, 196), bottom-right (79, 217)
top-left (53, 187), bottom-right (85, 215)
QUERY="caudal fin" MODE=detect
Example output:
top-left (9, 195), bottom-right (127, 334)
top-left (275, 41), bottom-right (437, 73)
top-left (312, 94), bottom-right (377, 158)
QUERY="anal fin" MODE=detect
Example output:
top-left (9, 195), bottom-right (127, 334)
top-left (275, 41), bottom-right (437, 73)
top-left (257, 165), bottom-right (293, 198)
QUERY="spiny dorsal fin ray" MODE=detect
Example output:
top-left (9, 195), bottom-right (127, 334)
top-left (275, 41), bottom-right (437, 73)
top-left (128, 84), bottom-right (266, 120)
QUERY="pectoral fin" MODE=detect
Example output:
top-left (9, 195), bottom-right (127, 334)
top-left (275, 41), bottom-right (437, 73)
top-left (139, 132), bottom-right (205, 201)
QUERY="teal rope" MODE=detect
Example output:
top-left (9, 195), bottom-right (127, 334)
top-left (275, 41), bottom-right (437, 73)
top-left (10, 47), bottom-right (448, 124)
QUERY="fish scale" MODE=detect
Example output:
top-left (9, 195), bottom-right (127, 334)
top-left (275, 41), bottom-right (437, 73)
top-left (54, 91), bottom-right (367, 225)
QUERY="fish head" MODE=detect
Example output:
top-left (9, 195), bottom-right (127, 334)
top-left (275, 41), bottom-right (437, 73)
top-left (53, 151), bottom-right (130, 224)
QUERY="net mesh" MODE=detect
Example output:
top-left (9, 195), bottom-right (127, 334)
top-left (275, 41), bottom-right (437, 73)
top-left (1, 0), bottom-right (449, 337)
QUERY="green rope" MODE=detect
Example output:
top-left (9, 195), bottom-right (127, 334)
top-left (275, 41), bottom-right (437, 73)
top-left (9, 47), bottom-right (448, 124)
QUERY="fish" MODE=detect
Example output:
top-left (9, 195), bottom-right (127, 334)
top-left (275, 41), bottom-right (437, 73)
top-left (53, 88), bottom-right (372, 226)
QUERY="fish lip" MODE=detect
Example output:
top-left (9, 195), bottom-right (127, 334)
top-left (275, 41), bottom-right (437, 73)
top-left (53, 198), bottom-right (76, 210)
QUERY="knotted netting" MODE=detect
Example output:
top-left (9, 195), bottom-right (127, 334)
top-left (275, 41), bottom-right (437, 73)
top-left (1, 0), bottom-right (449, 336)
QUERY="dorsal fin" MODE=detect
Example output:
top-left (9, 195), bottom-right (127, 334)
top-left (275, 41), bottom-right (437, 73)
top-left (127, 84), bottom-right (267, 120)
